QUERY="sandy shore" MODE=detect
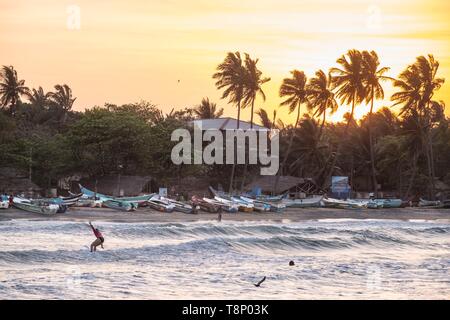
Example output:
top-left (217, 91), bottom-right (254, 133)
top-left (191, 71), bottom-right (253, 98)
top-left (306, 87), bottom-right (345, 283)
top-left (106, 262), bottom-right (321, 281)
top-left (1, 206), bottom-right (449, 223)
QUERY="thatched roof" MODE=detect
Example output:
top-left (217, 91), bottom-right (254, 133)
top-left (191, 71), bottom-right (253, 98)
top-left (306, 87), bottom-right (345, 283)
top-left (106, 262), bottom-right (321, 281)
top-left (77, 175), bottom-right (156, 196)
top-left (245, 175), bottom-right (318, 194)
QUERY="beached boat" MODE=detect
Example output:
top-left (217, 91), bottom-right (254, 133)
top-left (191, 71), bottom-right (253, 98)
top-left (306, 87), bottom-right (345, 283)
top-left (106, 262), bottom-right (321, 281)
top-left (59, 193), bottom-right (83, 206)
top-left (322, 197), bottom-right (366, 209)
top-left (370, 198), bottom-right (402, 209)
top-left (282, 196), bottom-right (323, 208)
top-left (103, 199), bottom-right (137, 212)
top-left (419, 198), bottom-right (442, 207)
top-left (147, 196), bottom-right (175, 213)
top-left (12, 197), bottom-right (59, 215)
top-left (203, 197), bottom-right (238, 213)
top-left (161, 197), bottom-right (197, 214)
top-left (209, 186), bottom-right (285, 203)
top-left (215, 196), bottom-right (253, 212)
top-left (239, 196), bottom-right (271, 212)
top-left (74, 198), bottom-right (103, 208)
top-left (0, 195), bottom-right (9, 209)
top-left (79, 184), bottom-right (153, 207)
top-left (190, 196), bottom-right (221, 213)
top-left (442, 200), bottom-right (450, 209)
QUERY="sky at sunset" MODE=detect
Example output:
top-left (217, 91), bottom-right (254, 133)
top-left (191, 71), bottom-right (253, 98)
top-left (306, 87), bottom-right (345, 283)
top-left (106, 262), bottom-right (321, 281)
top-left (1, 0), bottom-right (449, 124)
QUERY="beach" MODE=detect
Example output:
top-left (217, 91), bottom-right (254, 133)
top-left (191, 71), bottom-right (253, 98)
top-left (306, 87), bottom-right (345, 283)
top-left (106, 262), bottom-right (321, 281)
top-left (1, 207), bottom-right (449, 223)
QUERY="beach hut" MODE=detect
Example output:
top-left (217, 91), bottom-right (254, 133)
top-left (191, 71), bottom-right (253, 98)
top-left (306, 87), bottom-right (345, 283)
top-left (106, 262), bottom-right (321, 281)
top-left (76, 175), bottom-right (158, 196)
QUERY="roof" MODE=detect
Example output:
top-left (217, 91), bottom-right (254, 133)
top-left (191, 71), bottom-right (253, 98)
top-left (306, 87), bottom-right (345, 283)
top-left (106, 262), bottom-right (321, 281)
top-left (245, 175), bottom-right (313, 194)
top-left (78, 175), bottom-right (155, 196)
top-left (190, 117), bottom-right (268, 131)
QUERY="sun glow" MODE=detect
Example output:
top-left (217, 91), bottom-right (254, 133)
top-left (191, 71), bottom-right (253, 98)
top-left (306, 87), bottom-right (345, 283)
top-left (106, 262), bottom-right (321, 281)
top-left (0, 0), bottom-right (448, 124)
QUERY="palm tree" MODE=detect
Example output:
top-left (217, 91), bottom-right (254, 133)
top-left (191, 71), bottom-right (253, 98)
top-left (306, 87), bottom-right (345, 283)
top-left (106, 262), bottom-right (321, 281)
top-left (213, 52), bottom-right (247, 193)
top-left (0, 65), bottom-right (30, 116)
top-left (27, 86), bottom-right (51, 109)
top-left (306, 69), bottom-right (338, 139)
top-left (273, 70), bottom-right (308, 194)
top-left (324, 49), bottom-right (366, 189)
top-left (391, 55), bottom-right (444, 198)
top-left (193, 97), bottom-right (224, 119)
top-left (240, 53), bottom-right (270, 190)
top-left (361, 50), bottom-right (391, 196)
top-left (49, 84), bottom-right (76, 124)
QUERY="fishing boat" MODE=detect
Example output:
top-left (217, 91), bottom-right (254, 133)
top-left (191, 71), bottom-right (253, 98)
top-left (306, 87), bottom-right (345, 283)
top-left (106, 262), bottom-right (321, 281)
top-left (147, 196), bottom-right (175, 213)
top-left (282, 196), bottom-right (323, 208)
top-left (419, 198), bottom-right (442, 208)
top-left (369, 198), bottom-right (402, 209)
top-left (79, 184), bottom-right (153, 207)
top-left (190, 196), bottom-right (221, 213)
top-left (215, 196), bottom-right (253, 212)
top-left (239, 196), bottom-right (271, 212)
top-left (203, 197), bottom-right (238, 213)
top-left (12, 197), bottom-right (59, 215)
top-left (75, 198), bottom-right (103, 208)
top-left (161, 197), bottom-right (197, 214)
top-left (209, 186), bottom-right (285, 203)
top-left (442, 200), bottom-right (450, 209)
top-left (0, 195), bottom-right (9, 209)
top-left (59, 193), bottom-right (83, 206)
top-left (103, 199), bottom-right (137, 212)
top-left (322, 197), bottom-right (366, 209)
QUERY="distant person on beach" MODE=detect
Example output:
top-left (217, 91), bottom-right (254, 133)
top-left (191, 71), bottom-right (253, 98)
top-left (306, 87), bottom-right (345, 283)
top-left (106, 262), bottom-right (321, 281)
top-left (8, 194), bottom-right (13, 205)
top-left (88, 221), bottom-right (104, 252)
top-left (218, 211), bottom-right (222, 222)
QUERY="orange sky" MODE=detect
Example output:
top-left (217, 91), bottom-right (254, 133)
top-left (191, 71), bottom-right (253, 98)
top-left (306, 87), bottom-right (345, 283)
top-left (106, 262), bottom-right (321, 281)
top-left (1, 0), bottom-right (449, 124)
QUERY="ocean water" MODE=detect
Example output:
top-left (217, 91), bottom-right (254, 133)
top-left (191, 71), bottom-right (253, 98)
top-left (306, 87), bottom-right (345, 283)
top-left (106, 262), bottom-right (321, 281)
top-left (0, 218), bottom-right (449, 299)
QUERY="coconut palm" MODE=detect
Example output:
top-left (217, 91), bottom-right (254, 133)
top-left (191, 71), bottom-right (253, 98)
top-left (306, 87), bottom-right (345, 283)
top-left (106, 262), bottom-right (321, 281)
top-left (0, 65), bottom-right (30, 116)
top-left (242, 53), bottom-right (271, 128)
top-left (49, 84), bottom-right (76, 124)
top-left (306, 69), bottom-right (338, 139)
top-left (273, 70), bottom-right (308, 193)
top-left (193, 97), bottom-right (224, 119)
top-left (256, 108), bottom-right (279, 129)
top-left (323, 50), bottom-right (366, 189)
top-left (240, 53), bottom-right (270, 190)
top-left (391, 55), bottom-right (444, 198)
top-left (361, 50), bottom-right (391, 196)
top-left (213, 52), bottom-right (247, 193)
top-left (27, 86), bottom-right (51, 110)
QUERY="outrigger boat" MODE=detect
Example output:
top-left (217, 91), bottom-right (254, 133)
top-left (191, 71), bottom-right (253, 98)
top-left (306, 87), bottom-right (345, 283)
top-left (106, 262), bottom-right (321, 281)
top-left (282, 196), bottom-right (323, 208)
top-left (0, 195), bottom-right (9, 209)
top-left (190, 196), bottom-right (221, 213)
top-left (12, 197), bottom-right (59, 215)
top-left (209, 186), bottom-right (285, 203)
top-left (203, 197), bottom-right (238, 213)
top-left (79, 185), bottom-right (153, 207)
top-left (238, 196), bottom-right (271, 212)
top-left (419, 198), bottom-right (442, 208)
top-left (147, 196), bottom-right (175, 213)
top-left (215, 196), bottom-right (253, 212)
top-left (368, 198), bottom-right (402, 209)
top-left (103, 199), bottom-right (137, 212)
top-left (322, 197), bottom-right (366, 209)
top-left (161, 197), bottom-right (197, 214)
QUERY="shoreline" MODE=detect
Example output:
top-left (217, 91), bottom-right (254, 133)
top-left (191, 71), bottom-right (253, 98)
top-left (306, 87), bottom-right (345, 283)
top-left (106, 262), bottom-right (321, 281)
top-left (1, 207), bottom-right (449, 223)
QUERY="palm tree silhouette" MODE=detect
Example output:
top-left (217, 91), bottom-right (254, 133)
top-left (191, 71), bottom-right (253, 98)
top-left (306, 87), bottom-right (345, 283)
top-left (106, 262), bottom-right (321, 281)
top-left (193, 97), bottom-right (224, 119)
top-left (391, 55), bottom-right (444, 198)
top-left (240, 53), bottom-right (270, 191)
top-left (49, 84), bottom-right (76, 124)
top-left (306, 69), bottom-right (338, 139)
top-left (273, 70), bottom-right (308, 194)
top-left (0, 65), bottom-right (30, 116)
top-left (324, 50), bottom-right (366, 190)
top-left (361, 50), bottom-right (391, 197)
top-left (27, 86), bottom-right (52, 110)
top-left (213, 52), bottom-right (247, 193)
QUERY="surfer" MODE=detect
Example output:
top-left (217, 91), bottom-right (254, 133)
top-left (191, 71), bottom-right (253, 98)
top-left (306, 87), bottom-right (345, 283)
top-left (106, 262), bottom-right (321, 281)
top-left (88, 221), bottom-right (104, 252)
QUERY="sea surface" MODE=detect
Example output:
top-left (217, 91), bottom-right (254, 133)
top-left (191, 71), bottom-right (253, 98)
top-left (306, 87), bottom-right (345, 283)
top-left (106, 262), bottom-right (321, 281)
top-left (0, 218), bottom-right (449, 299)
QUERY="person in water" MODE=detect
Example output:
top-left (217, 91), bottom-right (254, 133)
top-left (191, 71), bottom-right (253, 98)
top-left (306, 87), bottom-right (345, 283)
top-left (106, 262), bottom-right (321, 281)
top-left (88, 221), bottom-right (104, 252)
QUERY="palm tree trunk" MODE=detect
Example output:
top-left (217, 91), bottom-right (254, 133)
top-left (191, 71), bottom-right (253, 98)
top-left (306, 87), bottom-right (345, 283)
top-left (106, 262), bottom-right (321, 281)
top-left (228, 99), bottom-right (241, 194)
top-left (322, 94), bottom-right (356, 190)
top-left (318, 111), bottom-right (326, 140)
top-left (273, 102), bottom-right (301, 194)
top-left (240, 97), bottom-right (255, 192)
top-left (405, 151), bottom-right (418, 199)
top-left (368, 89), bottom-right (378, 197)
